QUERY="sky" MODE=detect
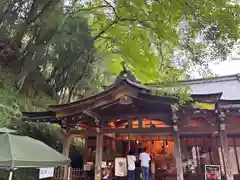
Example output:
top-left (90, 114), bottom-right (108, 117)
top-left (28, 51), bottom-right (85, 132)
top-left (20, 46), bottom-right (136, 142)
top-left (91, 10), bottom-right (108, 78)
top-left (190, 60), bottom-right (240, 78)
top-left (209, 60), bottom-right (240, 76)
top-left (192, 44), bottom-right (240, 78)
top-left (207, 43), bottom-right (240, 77)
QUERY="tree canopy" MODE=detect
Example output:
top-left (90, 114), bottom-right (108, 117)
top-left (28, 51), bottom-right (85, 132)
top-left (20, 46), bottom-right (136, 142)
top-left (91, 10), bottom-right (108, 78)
top-left (0, 1), bottom-right (240, 179)
top-left (87, 0), bottom-right (240, 82)
top-left (0, 0), bottom-right (240, 101)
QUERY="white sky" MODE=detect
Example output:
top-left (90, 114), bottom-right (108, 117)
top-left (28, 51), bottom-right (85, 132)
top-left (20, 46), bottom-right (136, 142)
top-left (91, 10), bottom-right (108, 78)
top-left (209, 60), bottom-right (240, 76)
top-left (190, 60), bottom-right (240, 78)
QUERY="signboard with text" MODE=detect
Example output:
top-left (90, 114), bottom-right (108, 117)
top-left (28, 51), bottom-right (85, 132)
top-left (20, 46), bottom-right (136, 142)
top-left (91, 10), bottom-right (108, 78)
top-left (39, 167), bottom-right (54, 179)
top-left (205, 165), bottom-right (221, 180)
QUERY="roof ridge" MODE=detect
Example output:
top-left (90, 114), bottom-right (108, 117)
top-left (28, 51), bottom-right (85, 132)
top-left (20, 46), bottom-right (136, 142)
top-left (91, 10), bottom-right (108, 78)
top-left (178, 73), bottom-right (240, 85)
top-left (144, 73), bottom-right (240, 87)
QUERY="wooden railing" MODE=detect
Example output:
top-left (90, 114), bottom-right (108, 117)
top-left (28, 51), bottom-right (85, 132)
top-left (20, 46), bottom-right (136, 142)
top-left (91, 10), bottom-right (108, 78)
top-left (53, 167), bottom-right (83, 180)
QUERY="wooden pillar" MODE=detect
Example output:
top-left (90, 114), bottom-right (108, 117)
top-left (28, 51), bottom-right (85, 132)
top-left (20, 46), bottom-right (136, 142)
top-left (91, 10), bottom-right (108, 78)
top-left (233, 138), bottom-right (240, 173)
top-left (173, 131), bottom-right (184, 180)
top-left (172, 110), bottom-right (184, 180)
top-left (95, 128), bottom-right (103, 180)
top-left (62, 134), bottom-right (72, 156)
top-left (195, 139), bottom-right (201, 174)
top-left (218, 111), bottom-right (234, 180)
top-left (112, 134), bottom-right (117, 157)
top-left (62, 133), bottom-right (72, 179)
top-left (128, 119), bottom-right (132, 152)
top-left (84, 136), bottom-right (88, 180)
top-left (128, 136), bottom-right (131, 152)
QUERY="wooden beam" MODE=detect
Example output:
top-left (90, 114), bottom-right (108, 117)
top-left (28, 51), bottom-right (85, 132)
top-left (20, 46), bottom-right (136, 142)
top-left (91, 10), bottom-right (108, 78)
top-left (179, 127), bottom-right (218, 133)
top-left (68, 127), bottom-right (223, 137)
top-left (226, 126), bottom-right (240, 131)
top-left (83, 110), bottom-right (101, 120)
top-left (103, 127), bottom-right (173, 134)
top-left (102, 113), bottom-right (172, 123)
top-left (119, 132), bottom-right (172, 136)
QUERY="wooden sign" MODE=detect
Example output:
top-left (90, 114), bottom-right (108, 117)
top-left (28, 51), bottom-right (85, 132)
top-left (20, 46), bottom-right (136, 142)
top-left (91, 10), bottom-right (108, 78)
top-left (205, 165), bottom-right (221, 180)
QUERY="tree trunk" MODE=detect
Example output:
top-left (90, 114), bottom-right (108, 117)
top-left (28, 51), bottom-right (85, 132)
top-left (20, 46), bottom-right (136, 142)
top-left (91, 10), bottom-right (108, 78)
top-left (67, 84), bottom-right (76, 103)
top-left (16, 45), bottom-right (45, 91)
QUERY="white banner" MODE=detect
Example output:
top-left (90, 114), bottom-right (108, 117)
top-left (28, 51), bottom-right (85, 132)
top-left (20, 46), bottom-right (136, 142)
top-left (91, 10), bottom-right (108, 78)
top-left (115, 158), bottom-right (127, 177)
top-left (39, 167), bottom-right (54, 179)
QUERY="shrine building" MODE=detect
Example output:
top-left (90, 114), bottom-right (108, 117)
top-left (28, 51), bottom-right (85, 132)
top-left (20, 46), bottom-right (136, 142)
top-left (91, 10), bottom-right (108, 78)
top-left (22, 71), bottom-right (240, 180)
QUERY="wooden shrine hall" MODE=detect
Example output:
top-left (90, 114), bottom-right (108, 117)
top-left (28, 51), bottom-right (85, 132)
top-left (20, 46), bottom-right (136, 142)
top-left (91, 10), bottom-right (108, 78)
top-left (23, 71), bottom-right (240, 180)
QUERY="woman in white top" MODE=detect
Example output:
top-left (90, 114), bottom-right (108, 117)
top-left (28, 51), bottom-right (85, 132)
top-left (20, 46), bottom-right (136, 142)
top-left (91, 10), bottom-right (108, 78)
top-left (127, 149), bottom-right (136, 180)
top-left (139, 148), bottom-right (151, 180)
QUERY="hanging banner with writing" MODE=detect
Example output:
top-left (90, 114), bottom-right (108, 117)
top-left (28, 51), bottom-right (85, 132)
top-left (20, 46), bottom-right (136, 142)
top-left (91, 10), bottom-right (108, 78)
top-left (115, 158), bottom-right (127, 177)
top-left (205, 165), bottom-right (221, 180)
top-left (39, 167), bottom-right (54, 179)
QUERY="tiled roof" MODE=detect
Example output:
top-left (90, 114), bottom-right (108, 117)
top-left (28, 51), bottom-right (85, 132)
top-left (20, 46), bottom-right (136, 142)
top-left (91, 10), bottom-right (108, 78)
top-left (178, 74), bottom-right (240, 100)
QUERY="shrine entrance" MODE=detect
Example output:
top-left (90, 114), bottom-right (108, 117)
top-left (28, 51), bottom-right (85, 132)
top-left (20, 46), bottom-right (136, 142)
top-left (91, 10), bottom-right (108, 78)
top-left (116, 134), bottom-right (176, 180)
top-left (112, 119), bottom-right (177, 179)
top-left (83, 116), bottom-right (182, 180)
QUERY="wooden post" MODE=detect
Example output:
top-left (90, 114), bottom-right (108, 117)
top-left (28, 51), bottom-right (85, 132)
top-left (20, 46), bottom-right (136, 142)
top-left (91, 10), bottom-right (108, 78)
top-left (173, 131), bottom-right (184, 180)
top-left (62, 134), bottom-right (72, 179)
top-left (84, 136), bottom-right (88, 180)
top-left (62, 134), bottom-right (72, 156)
top-left (128, 135), bottom-right (131, 152)
top-left (195, 139), bottom-right (201, 174)
top-left (128, 119), bottom-right (132, 152)
top-left (218, 111), bottom-right (234, 180)
top-left (172, 110), bottom-right (184, 180)
top-left (95, 128), bottom-right (103, 180)
top-left (112, 134), bottom-right (117, 157)
top-left (233, 138), bottom-right (240, 173)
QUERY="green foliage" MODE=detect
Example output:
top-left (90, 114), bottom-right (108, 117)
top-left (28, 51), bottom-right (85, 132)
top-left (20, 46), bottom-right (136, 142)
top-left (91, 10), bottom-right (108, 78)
top-left (0, 68), bottom-right (84, 180)
top-left (0, 66), bottom-right (56, 127)
top-left (1, 0), bottom-right (240, 101)
top-left (0, 0), bottom-right (105, 103)
top-left (87, 0), bottom-right (240, 83)
top-left (0, 2), bottom-right (239, 179)
top-left (42, 8), bottom-right (104, 102)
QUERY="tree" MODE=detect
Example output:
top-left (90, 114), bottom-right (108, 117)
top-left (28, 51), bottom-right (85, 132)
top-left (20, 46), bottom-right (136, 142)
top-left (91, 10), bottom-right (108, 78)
top-left (85, 0), bottom-right (240, 83)
top-left (0, 0), bottom-right (240, 101)
top-left (0, 0), bottom-right (104, 102)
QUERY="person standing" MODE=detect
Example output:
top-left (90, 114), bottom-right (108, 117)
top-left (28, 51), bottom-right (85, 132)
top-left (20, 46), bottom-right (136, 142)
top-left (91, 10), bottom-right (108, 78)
top-left (139, 148), bottom-right (151, 180)
top-left (127, 149), bottom-right (136, 180)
